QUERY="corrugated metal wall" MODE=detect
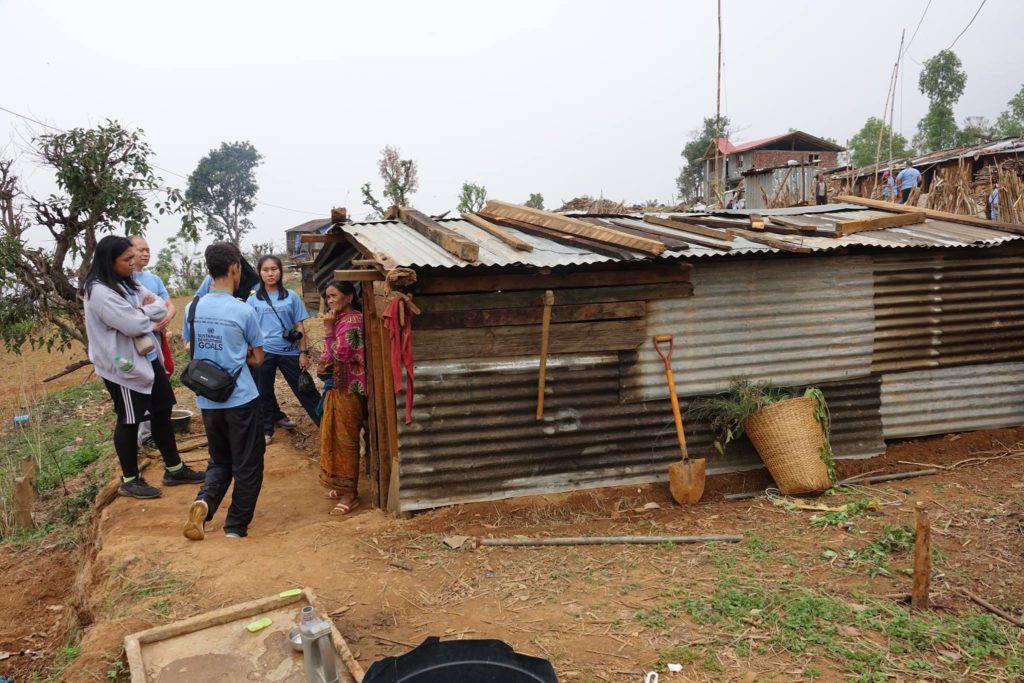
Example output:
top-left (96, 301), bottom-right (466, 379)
top-left (872, 246), bottom-right (1024, 373)
top-left (621, 256), bottom-right (875, 401)
top-left (744, 166), bottom-right (818, 209)
top-left (880, 362), bottom-right (1024, 439)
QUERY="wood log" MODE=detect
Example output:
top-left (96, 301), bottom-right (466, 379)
top-left (334, 269), bottom-right (386, 282)
top-left (413, 283), bottom-right (691, 312)
top-left (835, 194), bottom-right (1024, 236)
top-left (12, 475), bottom-right (35, 530)
top-left (415, 264), bottom-right (692, 295)
top-left (835, 210), bottom-right (926, 236)
top-left (414, 318), bottom-right (646, 360)
top-left (482, 200), bottom-right (666, 256)
top-left (480, 213), bottom-right (637, 259)
top-left (461, 212), bottom-right (534, 251)
top-left (416, 301), bottom-right (645, 330)
top-left (645, 214), bottom-right (737, 241)
top-left (331, 207), bottom-right (348, 223)
top-left (399, 208), bottom-right (480, 262)
top-left (912, 501), bottom-right (931, 611)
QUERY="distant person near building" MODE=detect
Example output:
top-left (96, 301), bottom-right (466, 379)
top-left (896, 162), bottom-right (922, 204)
top-left (814, 174), bottom-right (828, 205)
top-left (988, 183), bottom-right (1000, 221)
top-left (881, 170), bottom-right (897, 202)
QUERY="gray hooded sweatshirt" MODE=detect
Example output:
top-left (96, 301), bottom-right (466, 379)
top-left (84, 281), bottom-right (168, 394)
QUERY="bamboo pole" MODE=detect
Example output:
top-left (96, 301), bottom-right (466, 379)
top-left (912, 501), bottom-right (930, 610)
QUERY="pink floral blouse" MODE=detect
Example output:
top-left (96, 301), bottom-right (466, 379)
top-left (321, 310), bottom-right (366, 396)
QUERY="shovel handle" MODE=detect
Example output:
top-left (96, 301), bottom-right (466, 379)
top-left (653, 335), bottom-right (689, 462)
top-left (653, 334), bottom-right (673, 363)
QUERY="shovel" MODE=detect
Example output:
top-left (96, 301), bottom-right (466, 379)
top-left (654, 334), bottom-right (706, 505)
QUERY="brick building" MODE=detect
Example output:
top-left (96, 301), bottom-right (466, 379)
top-left (701, 130), bottom-right (844, 202)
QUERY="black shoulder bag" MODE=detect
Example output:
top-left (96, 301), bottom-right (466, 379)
top-left (180, 296), bottom-right (243, 402)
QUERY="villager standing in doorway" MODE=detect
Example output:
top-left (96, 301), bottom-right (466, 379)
top-left (318, 280), bottom-right (367, 516)
top-left (83, 236), bottom-right (205, 499)
top-left (247, 255), bottom-right (320, 445)
top-left (814, 174), bottom-right (828, 205)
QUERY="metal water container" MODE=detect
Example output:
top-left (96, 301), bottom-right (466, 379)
top-left (299, 605), bottom-right (339, 683)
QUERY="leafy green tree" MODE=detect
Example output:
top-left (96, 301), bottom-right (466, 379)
top-left (456, 182), bottom-right (487, 213)
top-left (154, 235), bottom-right (206, 295)
top-left (915, 50), bottom-right (967, 152)
top-left (994, 85), bottom-right (1024, 137)
top-left (361, 145), bottom-right (419, 218)
top-left (0, 121), bottom-right (195, 353)
top-left (676, 115), bottom-right (731, 202)
top-left (957, 116), bottom-right (997, 146)
top-left (848, 117), bottom-right (912, 167)
top-left (185, 141), bottom-right (262, 246)
top-left (524, 193), bottom-right (544, 209)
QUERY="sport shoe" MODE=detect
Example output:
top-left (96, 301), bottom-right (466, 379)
top-left (162, 464), bottom-right (206, 486)
top-left (224, 531), bottom-right (244, 538)
top-left (275, 416), bottom-right (297, 430)
top-left (118, 477), bottom-right (161, 499)
top-left (183, 500), bottom-right (208, 541)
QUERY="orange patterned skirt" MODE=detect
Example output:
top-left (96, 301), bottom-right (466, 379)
top-left (319, 390), bottom-right (367, 495)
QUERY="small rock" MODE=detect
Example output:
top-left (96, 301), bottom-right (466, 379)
top-left (838, 625), bottom-right (861, 637)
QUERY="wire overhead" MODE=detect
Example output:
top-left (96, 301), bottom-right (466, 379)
top-left (948, 0), bottom-right (987, 50)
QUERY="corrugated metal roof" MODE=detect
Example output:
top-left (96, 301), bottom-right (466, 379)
top-left (832, 136), bottom-right (1024, 180)
top-left (340, 207), bottom-right (1024, 271)
top-left (880, 361), bottom-right (1024, 439)
top-left (621, 255), bottom-right (876, 400)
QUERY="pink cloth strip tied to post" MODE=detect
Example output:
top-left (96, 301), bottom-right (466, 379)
top-left (382, 295), bottom-right (415, 425)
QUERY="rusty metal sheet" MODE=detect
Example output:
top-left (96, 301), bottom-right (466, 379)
top-left (812, 376), bottom-right (885, 460)
top-left (880, 362), bottom-right (1024, 439)
top-left (872, 246), bottom-right (1024, 373)
top-left (621, 255), bottom-right (875, 400)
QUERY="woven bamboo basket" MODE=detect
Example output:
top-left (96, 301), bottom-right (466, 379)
top-left (744, 396), bottom-right (832, 494)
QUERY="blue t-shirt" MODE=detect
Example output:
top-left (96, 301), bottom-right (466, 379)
top-left (195, 276), bottom-right (212, 298)
top-left (135, 271), bottom-right (170, 300)
top-left (896, 167), bottom-right (921, 191)
top-left (245, 289), bottom-right (310, 356)
top-left (182, 291), bottom-right (264, 409)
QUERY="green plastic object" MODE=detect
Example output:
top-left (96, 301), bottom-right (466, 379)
top-left (279, 588), bottom-right (302, 598)
top-left (246, 617), bottom-right (273, 633)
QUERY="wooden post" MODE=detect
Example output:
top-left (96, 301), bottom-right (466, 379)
top-left (912, 501), bottom-right (931, 610)
top-left (536, 290), bottom-right (554, 420)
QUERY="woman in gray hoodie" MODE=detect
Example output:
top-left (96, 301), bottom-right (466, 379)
top-left (83, 236), bottom-right (205, 499)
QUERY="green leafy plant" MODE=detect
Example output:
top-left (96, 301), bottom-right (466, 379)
top-left (804, 387), bottom-right (836, 482)
top-left (688, 379), bottom-right (793, 453)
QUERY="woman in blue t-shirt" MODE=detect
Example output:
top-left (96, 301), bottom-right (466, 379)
top-left (247, 255), bottom-right (321, 444)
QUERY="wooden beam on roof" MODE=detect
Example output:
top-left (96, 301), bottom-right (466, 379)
top-left (480, 212), bottom-right (636, 259)
top-left (482, 200), bottom-right (666, 256)
top-left (749, 213), bottom-right (765, 230)
top-left (834, 210), bottom-right (926, 236)
top-left (301, 233), bottom-right (347, 243)
top-left (835, 194), bottom-right (1024, 237)
top-left (769, 215), bottom-right (836, 232)
top-left (415, 263), bottom-right (692, 295)
top-left (334, 269), bottom-right (386, 281)
top-left (398, 207), bottom-right (480, 262)
top-left (644, 215), bottom-right (737, 241)
top-left (461, 212), bottom-right (534, 252)
top-left (612, 220), bottom-right (731, 251)
top-left (727, 228), bottom-right (813, 253)
top-left (599, 220), bottom-right (691, 250)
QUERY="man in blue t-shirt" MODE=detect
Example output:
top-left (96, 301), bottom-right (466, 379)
top-left (182, 242), bottom-right (266, 541)
top-left (895, 162), bottom-right (922, 204)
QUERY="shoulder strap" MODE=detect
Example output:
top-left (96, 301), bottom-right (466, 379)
top-left (264, 293), bottom-right (290, 333)
top-left (187, 296), bottom-right (200, 360)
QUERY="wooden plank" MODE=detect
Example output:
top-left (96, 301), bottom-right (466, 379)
top-left (480, 213), bottom-right (637, 258)
top-left (413, 282), bottom-right (692, 312)
top-left (836, 194), bottom-right (1024, 237)
top-left (373, 282), bottom-right (401, 516)
top-left (483, 200), bottom-right (666, 256)
top-left (415, 264), bottom-right (692, 295)
top-left (414, 318), bottom-right (646, 360)
top-left (600, 220), bottom-right (692, 250)
top-left (301, 233), bottom-right (348, 243)
top-left (398, 207), bottom-right (480, 262)
top-left (769, 215), bottom-right (835, 232)
top-left (834, 210), bottom-right (926, 236)
top-left (416, 301), bottom-right (646, 329)
top-left (749, 213), bottom-right (765, 230)
top-left (461, 212), bottom-right (534, 251)
top-left (334, 269), bottom-right (385, 281)
top-left (645, 215), bottom-right (737, 241)
top-left (361, 285), bottom-right (383, 509)
top-left (727, 227), bottom-right (813, 253)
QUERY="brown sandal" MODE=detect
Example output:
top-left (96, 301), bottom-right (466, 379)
top-left (329, 497), bottom-right (360, 516)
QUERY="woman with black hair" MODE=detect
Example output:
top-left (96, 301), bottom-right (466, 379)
top-left (246, 255), bottom-right (320, 445)
top-left (317, 280), bottom-right (366, 515)
top-left (83, 235), bottom-right (205, 499)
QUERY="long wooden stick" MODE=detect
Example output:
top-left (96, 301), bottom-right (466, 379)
top-left (479, 535), bottom-right (742, 547)
top-left (536, 290), bottom-right (554, 420)
top-left (836, 469), bottom-right (937, 486)
top-left (912, 501), bottom-right (930, 610)
top-left (461, 212), bottom-right (534, 252)
top-left (958, 590), bottom-right (1024, 629)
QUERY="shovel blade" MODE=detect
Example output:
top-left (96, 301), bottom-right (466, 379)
top-left (668, 458), bottom-right (706, 505)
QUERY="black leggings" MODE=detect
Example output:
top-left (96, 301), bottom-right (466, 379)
top-left (114, 407), bottom-right (182, 479)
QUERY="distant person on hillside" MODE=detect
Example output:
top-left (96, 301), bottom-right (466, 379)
top-left (814, 174), bottom-right (828, 205)
top-left (881, 170), bottom-right (897, 202)
top-left (987, 182), bottom-right (1000, 221)
top-left (896, 161), bottom-right (922, 204)
top-left (247, 255), bottom-right (320, 445)
top-left (182, 242), bottom-right (266, 540)
top-left (130, 235), bottom-right (176, 449)
top-left (82, 235), bottom-right (205, 499)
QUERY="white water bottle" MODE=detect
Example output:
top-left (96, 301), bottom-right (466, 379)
top-left (114, 354), bottom-right (134, 371)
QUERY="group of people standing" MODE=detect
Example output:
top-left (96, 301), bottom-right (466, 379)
top-left (82, 235), bottom-right (368, 540)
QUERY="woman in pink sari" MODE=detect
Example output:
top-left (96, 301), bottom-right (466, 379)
top-left (318, 280), bottom-right (367, 515)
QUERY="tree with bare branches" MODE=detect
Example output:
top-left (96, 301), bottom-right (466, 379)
top-left (360, 145), bottom-right (419, 217)
top-left (0, 121), bottom-right (196, 354)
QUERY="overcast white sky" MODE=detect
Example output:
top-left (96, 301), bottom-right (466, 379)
top-left (3, 0), bottom-right (1022, 252)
